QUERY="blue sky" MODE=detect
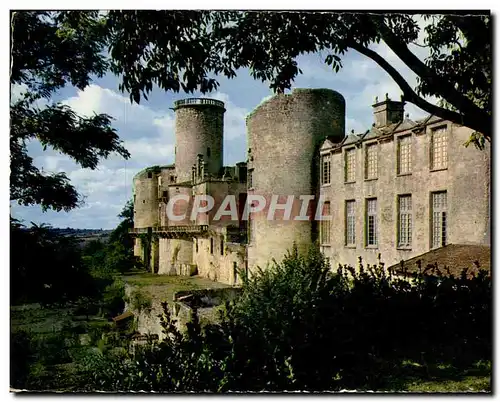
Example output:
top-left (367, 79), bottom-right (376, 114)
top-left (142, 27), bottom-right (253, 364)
top-left (10, 21), bottom-right (435, 229)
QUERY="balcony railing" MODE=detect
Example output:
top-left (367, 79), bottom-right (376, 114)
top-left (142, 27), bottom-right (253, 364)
top-left (129, 225), bottom-right (209, 236)
top-left (129, 227), bottom-right (150, 234)
top-left (174, 98), bottom-right (225, 109)
top-left (154, 225), bottom-right (209, 234)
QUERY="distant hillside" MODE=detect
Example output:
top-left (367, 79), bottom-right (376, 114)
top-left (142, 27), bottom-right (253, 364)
top-left (49, 228), bottom-right (113, 248)
top-left (12, 226), bottom-right (113, 249)
top-left (50, 228), bottom-right (113, 237)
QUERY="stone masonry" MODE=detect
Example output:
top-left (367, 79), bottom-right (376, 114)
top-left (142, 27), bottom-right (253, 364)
top-left (130, 89), bottom-right (490, 285)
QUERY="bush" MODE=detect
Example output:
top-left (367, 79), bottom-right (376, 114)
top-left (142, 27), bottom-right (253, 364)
top-left (102, 280), bottom-right (125, 318)
top-left (10, 330), bottom-right (34, 389)
top-left (127, 289), bottom-right (152, 313)
top-left (76, 245), bottom-right (492, 392)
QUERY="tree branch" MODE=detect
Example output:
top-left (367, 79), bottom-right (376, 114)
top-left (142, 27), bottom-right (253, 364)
top-left (374, 20), bottom-right (490, 126)
top-left (347, 40), bottom-right (490, 137)
top-left (410, 42), bottom-right (429, 48)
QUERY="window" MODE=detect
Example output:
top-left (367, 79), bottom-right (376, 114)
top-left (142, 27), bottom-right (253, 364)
top-left (195, 239), bottom-right (199, 253)
top-left (397, 136), bottom-right (412, 174)
top-left (162, 190), bottom-right (168, 197)
top-left (345, 148), bottom-right (356, 182)
top-left (233, 262), bottom-right (238, 284)
top-left (365, 198), bottom-right (378, 247)
top-left (431, 191), bottom-right (447, 248)
top-left (365, 144), bottom-right (378, 179)
top-left (248, 219), bottom-right (253, 244)
top-left (345, 200), bottom-right (356, 246)
top-left (321, 154), bottom-right (331, 185)
top-left (207, 147), bottom-right (211, 157)
top-left (147, 172), bottom-right (152, 179)
top-left (210, 237), bottom-right (214, 254)
top-left (248, 169), bottom-right (254, 189)
top-left (398, 195), bottom-right (412, 247)
top-left (170, 175), bottom-right (175, 183)
top-left (320, 201), bottom-right (331, 245)
top-left (220, 236), bottom-right (224, 256)
top-left (431, 127), bottom-right (448, 170)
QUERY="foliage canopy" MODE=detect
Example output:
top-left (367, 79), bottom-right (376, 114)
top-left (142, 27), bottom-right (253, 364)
top-left (106, 11), bottom-right (491, 141)
top-left (10, 11), bottom-right (491, 213)
top-left (10, 11), bottom-right (129, 212)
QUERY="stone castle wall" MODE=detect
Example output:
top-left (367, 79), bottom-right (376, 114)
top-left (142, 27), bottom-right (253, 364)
top-left (321, 120), bottom-right (491, 269)
top-left (131, 90), bottom-right (490, 284)
top-left (174, 100), bottom-right (225, 183)
top-left (246, 88), bottom-right (345, 270)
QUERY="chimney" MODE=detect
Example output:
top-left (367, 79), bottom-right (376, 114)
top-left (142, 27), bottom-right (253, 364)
top-left (372, 94), bottom-right (405, 128)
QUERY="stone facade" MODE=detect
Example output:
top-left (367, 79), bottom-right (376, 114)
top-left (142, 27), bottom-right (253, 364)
top-left (246, 89), bottom-right (345, 270)
top-left (319, 99), bottom-right (490, 268)
top-left (131, 90), bottom-right (490, 284)
top-left (174, 98), bottom-right (224, 183)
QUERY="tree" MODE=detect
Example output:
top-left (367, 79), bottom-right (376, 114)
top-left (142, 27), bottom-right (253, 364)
top-left (10, 218), bottom-right (94, 305)
top-left (79, 245), bottom-right (491, 392)
top-left (105, 11), bottom-right (491, 143)
top-left (10, 11), bottom-right (130, 212)
top-left (105, 199), bottom-right (139, 273)
top-left (108, 199), bottom-right (133, 247)
top-left (11, 11), bottom-right (490, 213)
top-left (83, 199), bottom-right (140, 275)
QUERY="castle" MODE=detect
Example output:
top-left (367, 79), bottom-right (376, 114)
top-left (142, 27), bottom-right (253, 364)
top-left (130, 89), bottom-right (490, 284)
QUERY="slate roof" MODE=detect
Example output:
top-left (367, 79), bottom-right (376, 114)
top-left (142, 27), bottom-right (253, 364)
top-left (393, 117), bottom-right (418, 133)
top-left (322, 114), bottom-right (446, 151)
top-left (342, 133), bottom-right (363, 146)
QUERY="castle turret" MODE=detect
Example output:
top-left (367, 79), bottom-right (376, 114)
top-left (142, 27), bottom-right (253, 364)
top-left (246, 88), bottom-right (345, 270)
top-left (133, 167), bottom-right (160, 229)
top-left (132, 167), bottom-right (161, 269)
top-left (173, 98), bottom-right (225, 183)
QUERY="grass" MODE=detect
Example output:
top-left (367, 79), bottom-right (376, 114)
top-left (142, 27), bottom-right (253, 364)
top-left (405, 375), bottom-right (490, 393)
top-left (11, 302), bottom-right (491, 392)
top-left (381, 360), bottom-right (491, 393)
top-left (11, 304), bottom-right (109, 335)
top-left (12, 270), bottom-right (490, 392)
top-left (10, 300), bottom-right (119, 391)
top-left (122, 271), bottom-right (234, 329)
top-left (122, 271), bottom-right (230, 304)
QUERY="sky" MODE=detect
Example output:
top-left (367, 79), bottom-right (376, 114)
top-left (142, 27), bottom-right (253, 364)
top-left (10, 17), bottom-right (435, 229)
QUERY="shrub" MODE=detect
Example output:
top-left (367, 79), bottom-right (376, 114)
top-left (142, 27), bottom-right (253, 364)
top-left (10, 330), bottom-right (34, 389)
top-left (102, 279), bottom-right (125, 318)
top-left (127, 289), bottom-right (152, 313)
top-left (77, 245), bottom-right (492, 392)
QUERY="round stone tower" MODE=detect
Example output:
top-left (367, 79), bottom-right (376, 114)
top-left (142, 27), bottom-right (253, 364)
top-left (246, 88), bottom-right (345, 270)
top-left (174, 98), bottom-right (225, 183)
top-left (132, 167), bottom-right (160, 267)
top-left (133, 167), bottom-right (160, 229)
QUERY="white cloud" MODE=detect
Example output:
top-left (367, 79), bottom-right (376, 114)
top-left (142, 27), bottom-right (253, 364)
top-left (10, 83), bottom-right (29, 103)
top-left (10, 82), bottom-right (48, 108)
top-left (11, 18), bottom-right (447, 230)
top-left (202, 91), bottom-right (249, 141)
top-left (64, 84), bottom-right (175, 139)
top-left (14, 84), bottom-right (252, 228)
top-left (346, 117), bottom-right (366, 135)
top-left (14, 84), bottom-right (177, 228)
